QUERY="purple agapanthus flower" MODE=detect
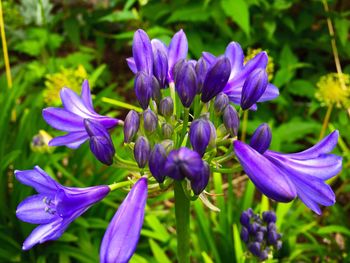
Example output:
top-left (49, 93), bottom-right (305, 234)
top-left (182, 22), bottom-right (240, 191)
top-left (202, 42), bottom-right (279, 109)
top-left (42, 80), bottom-right (119, 149)
top-left (127, 29), bottom-right (188, 85)
top-left (15, 166), bottom-right (110, 250)
top-left (100, 178), bottom-right (148, 263)
top-left (234, 126), bottom-right (342, 214)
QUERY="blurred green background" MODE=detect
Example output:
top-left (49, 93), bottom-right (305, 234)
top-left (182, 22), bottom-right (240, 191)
top-left (1, 0), bottom-right (350, 262)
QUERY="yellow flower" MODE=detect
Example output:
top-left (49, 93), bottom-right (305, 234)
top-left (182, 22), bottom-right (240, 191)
top-left (245, 48), bottom-right (274, 81)
top-left (43, 65), bottom-right (88, 105)
top-left (315, 73), bottom-right (350, 108)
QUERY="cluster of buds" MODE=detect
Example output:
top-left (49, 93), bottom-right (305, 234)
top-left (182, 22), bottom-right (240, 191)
top-left (240, 209), bottom-right (282, 261)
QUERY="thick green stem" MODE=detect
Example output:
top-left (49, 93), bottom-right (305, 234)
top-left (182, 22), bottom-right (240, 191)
top-left (174, 181), bottom-right (190, 263)
top-left (178, 108), bottom-right (190, 147)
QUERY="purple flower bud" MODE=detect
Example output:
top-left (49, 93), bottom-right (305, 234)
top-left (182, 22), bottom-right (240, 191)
top-left (250, 123), bottom-right (272, 154)
top-left (189, 118), bottom-right (211, 157)
top-left (240, 226), bottom-right (249, 243)
top-left (152, 76), bottom-right (161, 103)
top-left (149, 144), bottom-right (167, 183)
top-left (267, 230), bottom-right (279, 246)
top-left (241, 68), bottom-right (268, 110)
top-left (259, 250), bottom-right (269, 261)
top-left (248, 242), bottom-right (261, 257)
top-left (132, 29), bottom-right (153, 75)
top-left (161, 123), bottom-right (173, 139)
top-left (124, 110), bottom-right (140, 143)
top-left (190, 161), bottom-right (210, 195)
top-left (248, 222), bottom-right (259, 235)
top-left (268, 222), bottom-right (277, 232)
top-left (100, 178), bottom-right (147, 263)
top-left (159, 97), bottom-right (174, 117)
top-left (240, 211), bottom-right (251, 227)
top-left (152, 43), bottom-right (168, 88)
top-left (195, 57), bottom-right (208, 93)
top-left (174, 62), bottom-right (197, 108)
top-left (84, 119), bottom-right (115, 165)
top-left (214, 92), bottom-right (229, 114)
top-left (223, 105), bottom-right (240, 137)
top-left (172, 59), bottom-right (185, 81)
top-left (262, 211), bottom-right (276, 223)
top-left (208, 120), bottom-right (217, 147)
top-left (163, 147), bottom-right (204, 180)
top-left (134, 136), bottom-right (151, 168)
top-left (255, 231), bottom-right (264, 242)
top-left (201, 56), bottom-right (231, 103)
top-left (143, 109), bottom-right (158, 133)
top-left (134, 71), bottom-right (153, 110)
top-left (168, 29), bottom-right (188, 82)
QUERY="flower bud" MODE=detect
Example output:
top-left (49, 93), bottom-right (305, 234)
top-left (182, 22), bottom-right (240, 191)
top-left (152, 42), bottom-right (168, 88)
top-left (189, 161), bottom-right (210, 195)
top-left (84, 119), bottom-right (115, 165)
top-left (134, 71), bottom-right (153, 110)
top-left (223, 105), bottom-right (239, 137)
top-left (259, 250), bottom-right (269, 261)
top-left (152, 76), bottom-right (161, 103)
top-left (250, 123), bottom-right (272, 154)
top-left (134, 136), bottom-right (151, 168)
top-left (124, 110), bottom-right (140, 143)
top-left (143, 109), bottom-right (158, 133)
top-left (149, 144), bottom-right (167, 183)
top-left (240, 227), bottom-right (249, 243)
top-left (241, 68), bottom-right (268, 110)
top-left (189, 118), bottom-right (211, 157)
top-left (159, 97), bottom-right (174, 117)
top-left (248, 242), bottom-right (261, 257)
top-left (174, 61), bottom-right (197, 108)
top-left (240, 211), bottom-right (251, 227)
top-left (195, 57), bottom-right (208, 93)
top-left (161, 123), bottom-right (173, 139)
top-left (172, 59), bottom-right (185, 81)
top-left (208, 120), bottom-right (217, 148)
top-left (160, 139), bottom-right (174, 153)
top-left (214, 92), bottom-right (229, 114)
top-left (201, 56), bottom-right (231, 103)
top-left (262, 211), bottom-right (276, 223)
top-left (267, 230), bottom-right (279, 246)
top-left (255, 231), bottom-right (264, 242)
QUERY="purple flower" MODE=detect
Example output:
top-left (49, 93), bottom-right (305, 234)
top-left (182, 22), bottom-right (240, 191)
top-left (249, 123), bottom-right (272, 154)
top-left (174, 61), bottom-right (197, 108)
top-left (159, 97), bottom-right (174, 117)
top-left (84, 119), bottom-right (115, 165)
top-left (124, 110), bottom-right (140, 143)
top-left (143, 109), bottom-right (158, 133)
top-left (127, 29), bottom-right (188, 84)
top-left (134, 71), bottom-right (153, 110)
top-left (42, 80), bottom-right (119, 149)
top-left (223, 105), bottom-right (240, 137)
top-left (149, 144), bottom-right (167, 183)
top-left (234, 128), bottom-right (342, 214)
top-left (100, 178), bottom-right (147, 263)
top-left (189, 118), bottom-right (211, 157)
top-left (134, 136), bottom-right (151, 168)
top-left (15, 166), bottom-right (110, 250)
top-left (214, 92), bottom-right (229, 114)
top-left (203, 42), bottom-right (279, 108)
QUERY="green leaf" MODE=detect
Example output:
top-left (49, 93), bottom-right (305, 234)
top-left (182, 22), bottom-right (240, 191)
top-left (166, 6), bottom-right (211, 23)
top-left (149, 239), bottom-right (172, 263)
top-left (221, 0), bottom-right (250, 36)
top-left (287, 79), bottom-right (316, 98)
top-left (233, 224), bottom-right (244, 263)
top-left (335, 17), bottom-right (350, 47)
top-left (317, 225), bottom-right (350, 237)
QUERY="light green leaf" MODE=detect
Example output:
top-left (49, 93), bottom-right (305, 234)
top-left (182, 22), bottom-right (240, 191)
top-left (221, 0), bottom-right (250, 36)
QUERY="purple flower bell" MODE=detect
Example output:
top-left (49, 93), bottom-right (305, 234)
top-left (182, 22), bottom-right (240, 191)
top-left (84, 119), bottom-right (115, 165)
top-left (201, 56), bottom-right (231, 103)
top-left (174, 61), bottom-right (197, 108)
top-left (249, 123), bottom-right (272, 154)
top-left (15, 166), bottom-right (110, 250)
top-left (241, 69), bottom-right (268, 110)
top-left (234, 127), bottom-right (342, 214)
top-left (100, 178), bottom-right (147, 263)
top-left (223, 105), bottom-right (240, 137)
top-left (143, 109), bottom-right (158, 133)
top-left (42, 80), bottom-right (119, 149)
top-left (134, 136), bottom-right (151, 169)
top-left (152, 40), bottom-right (168, 88)
top-left (149, 144), bottom-right (167, 183)
top-left (124, 110), bottom-right (140, 143)
top-left (195, 57), bottom-right (208, 93)
top-left (132, 29), bottom-right (153, 76)
top-left (159, 97), bottom-right (174, 117)
top-left (134, 71), bottom-right (153, 110)
top-left (214, 92), bottom-right (229, 114)
top-left (189, 118), bottom-right (211, 157)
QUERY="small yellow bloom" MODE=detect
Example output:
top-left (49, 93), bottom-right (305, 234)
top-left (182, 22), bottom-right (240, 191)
top-left (245, 48), bottom-right (274, 81)
top-left (315, 73), bottom-right (350, 108)
top-left (43, 65), bottom-right (88, 105)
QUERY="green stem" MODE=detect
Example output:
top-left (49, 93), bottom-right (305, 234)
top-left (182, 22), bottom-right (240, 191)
top-left (178, 108), bottom-right (190, 147)
top-left (109, 180), bottom-right (134, 191)
top-left (170, 82), bottom-right (177, 115)
top-left (101, 97), bottom-right (143, 112)
top-left (174, 181), bottom-right (190, 263)
top-left (241, 110), bottom-right (248, 142)
top-left (0, 0), bottom-right (12, 89)
top-left (319, 104), bottom-right (333, 140)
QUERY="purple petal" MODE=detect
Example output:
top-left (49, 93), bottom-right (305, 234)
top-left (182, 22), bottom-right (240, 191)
top-left (233, 141), bottom-right (297, 202)
top-left (16, 194), bottom-right (57, 224)
top-left (15, 166), bottom-right (59, 194)
top-left (257, 83), bottom-right (279, 102)
top-left (100, 178), bottom-right (148, 263)
top-left (60, 88), bottom-right (96, 117)
top-left (168, 29), bottom-right (188, 81)
top-left (126, 57), bottom-right (137, 74)
top-left (151, 39), bottom-right (168, 55)
top-left (132, 29), bottom-right (153, 75)
top-left (202, 52), bottom-right (217, 66)
top-left (43, 107), bottom-right (84, 132)
top-left (225, 42), bottom-right (244, 77)
top-left (49, 131), bottom-right (88, 149)
top-left (81, 80), bottom-right (94, 112)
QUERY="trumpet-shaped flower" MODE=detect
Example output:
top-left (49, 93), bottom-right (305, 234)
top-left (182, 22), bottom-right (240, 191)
top-left (42, 80), bottom-right (119, 149)
top-left (15, 166), bottom-right (110, 250)
top-left (234, 127), bottom-right (342, 214)
top-left (202, 42), bottom-right (279, 109)
top-left (100, 178), bottom-right (148, 263)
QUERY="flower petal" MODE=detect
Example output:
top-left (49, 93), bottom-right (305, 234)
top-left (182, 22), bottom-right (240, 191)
top-left (257, 83), bottom-right (279, 102)
top-left (168, 29), bottom-right (188, 81)
top-left (16, 194), bottom-right (57, 224)
top-left (60, 87), bottom-right (96, 117)
top-left (81, 80), bottom-right (94, 112)
top-left (100, 178), bottom-right (148, 263)
top-left (202, 51), bottom-right (217, 66)
top-left (224, 42), bottom-right (244, 77)
top-left (132, 29), bottom-right (153, 75)
top-left (42, 107), bottom-right (84, 132)
top-left (49, 131), bottom-right (88, 149)
top-left (15, 166), bottom-right (59, 194)
top-left (234, 141), bottom-right (297, 202)
top-left (126, 57), bottom-right (137, 74)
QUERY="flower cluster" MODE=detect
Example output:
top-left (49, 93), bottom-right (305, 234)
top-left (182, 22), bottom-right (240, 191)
top-left (240, 209), bottom-right (281, 261)
top-left (15, 28), bottom-right (342, 262)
